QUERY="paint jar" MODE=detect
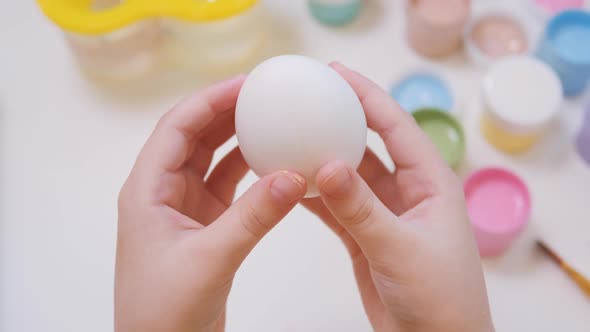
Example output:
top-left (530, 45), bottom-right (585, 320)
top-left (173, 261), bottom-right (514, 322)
top-left (464, 168), bottom-right (531, 257)
top-left (481, 56), bottom-right (563, 154)
top-left (390, 70), bottom-right (458, 115)
top-left (465, 5), bottom-right (534, 66)
top-left (308, 0), bottom-right (363, 26)
top-left (536, 10), bottom-right (590, 97)
top-left (529, 0), bottom-right (585, 21)
top-left (37, 0), bottom-right (264, 81)
top-left (577, 104), bottom-right (590, 166)
top-left (406, 0), bottom-right (471, 58)
top-left (413, 109), bottom-right (465, 169)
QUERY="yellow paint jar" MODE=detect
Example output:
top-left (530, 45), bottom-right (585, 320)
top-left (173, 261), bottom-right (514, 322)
top-left (37, 0), bottom-right (264, 81)
top-left (481, 56), bottom-right (563, 154)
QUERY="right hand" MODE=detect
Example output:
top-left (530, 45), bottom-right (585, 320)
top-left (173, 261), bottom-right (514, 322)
top-left (303, 63), bottom-right (494, 332)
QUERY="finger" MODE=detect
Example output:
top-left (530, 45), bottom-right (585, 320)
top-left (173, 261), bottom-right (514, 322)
top-left (357, 148), bottom-right (389, 183)
top-left (302, 197), bottom-right (339, 231)
top-left (202, 171), bottom-right (307, 270)
top-left (137, 75), bottom-right (245, 176)
top-left (317, 161), bottom-right (407, 262)
top-left (303, 149), bottom-right (389, 251)
top-left (330, 63), bottom-right (447, 182)
top-left (303, 149), bottom-right (386, 217)
top-left (190, 110), bottom-right (239, 177)
top-left (205, 147), bottom-right (250, 206)
top-left (302, 197), bottom-right (363, 257)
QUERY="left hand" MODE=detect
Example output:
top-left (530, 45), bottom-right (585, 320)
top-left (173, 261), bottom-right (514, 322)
top-left (115, 76), bottom-right (307, 332)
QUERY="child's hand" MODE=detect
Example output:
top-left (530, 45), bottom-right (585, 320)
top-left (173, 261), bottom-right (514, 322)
top-left (115, 76), bottom-right (306, 332)
top-left (304, 64), bottom-right (495, 332)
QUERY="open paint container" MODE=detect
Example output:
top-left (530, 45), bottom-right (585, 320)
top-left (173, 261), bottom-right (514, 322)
top-left (412, 109), bottom-right (465, 169)
top-left (390, 70), bottom-right (458, 115)
top-left (536, 10), bottom-right (590, 96)
top-left (308, 0), bottom-right (363, 26)
top-left (529, 0), bottom-right (586, 21)
top-left (464, 167), bottom-right (531, 257)
top-left (577, 102), bottom-right (590, 166)
top-left (37, 0), bottom-right (266, 81)
top-left (406, 0), bottom-right (471, 58)
top-left (465, 4), bottom-right (535, 66)
top-left (481, 56), bottom-right (563, 154)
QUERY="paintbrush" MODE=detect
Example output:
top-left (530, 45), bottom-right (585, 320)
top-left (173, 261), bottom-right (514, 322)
top-left (536, 240), bottom-right (590, 299)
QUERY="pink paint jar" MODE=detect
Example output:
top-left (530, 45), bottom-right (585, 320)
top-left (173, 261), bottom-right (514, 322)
top-left (406, 0), bottom-right (471, 58)
top-left (464, 168), bottom-right (531, 257)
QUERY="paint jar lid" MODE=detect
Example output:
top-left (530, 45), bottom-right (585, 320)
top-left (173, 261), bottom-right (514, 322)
top-left (482, 56), bottom-right (563, 133)
top-left (464, 167), bottom-right (531, 257)
top-left (546, 10), bottom-right (590, 66)
top-left (529, 0), bottom-right (586, 21)
top-left (412, 108), bottom-right (465, 168)
top-left (465, 3), bottom-right (536, 66)
top-left (390, 70), bottom-right (458, 115)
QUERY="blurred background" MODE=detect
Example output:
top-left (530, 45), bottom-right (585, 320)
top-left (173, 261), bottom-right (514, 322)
top-left (1, 0), bottom-right (590, 331)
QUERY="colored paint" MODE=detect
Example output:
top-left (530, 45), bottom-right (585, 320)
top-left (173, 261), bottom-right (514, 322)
top-left (471, 15), bottom-right (528, 58)
top-left (308, 0), bottom-right (362, 26)
top-left (464, 168), bottom-right (531, 257)
top-left (481, 56), bottom-right (562, 153)
top-left (391, 73), bottom-right (454, 113)
top-left (413, 109), bottom-right (465, 168)
top-left (481, 115), bottom-right (540, 153)
top-left (536, 10), bottom-right (590, 96)
top-left (554, 24), bottom-right (590, 63)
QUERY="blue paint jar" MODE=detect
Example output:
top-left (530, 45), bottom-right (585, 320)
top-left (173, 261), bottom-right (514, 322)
top-left (308, 0), bottom-right (362, 26)
top-left (536, 10), bottom-right (590, 96)
top-left (390, 72), bottom-right (455, 114)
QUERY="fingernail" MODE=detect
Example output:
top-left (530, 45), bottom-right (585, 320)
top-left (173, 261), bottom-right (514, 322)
top-left (320, 167), bottom-right (352, 198)
top-left (270, 172), bottom-right (306, 204)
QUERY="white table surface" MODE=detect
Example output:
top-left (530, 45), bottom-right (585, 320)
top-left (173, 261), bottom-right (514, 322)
top-left (2, 1), bottom-right (590, 331)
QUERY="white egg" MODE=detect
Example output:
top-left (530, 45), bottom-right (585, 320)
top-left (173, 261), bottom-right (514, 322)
top-left (235, 55), bottom-right (368, 197)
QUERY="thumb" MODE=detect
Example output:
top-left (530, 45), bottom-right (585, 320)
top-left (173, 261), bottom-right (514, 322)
top-left (317, 161), bottom-right (404, 262)
top-left (203, 171), bottom-right (306, 270)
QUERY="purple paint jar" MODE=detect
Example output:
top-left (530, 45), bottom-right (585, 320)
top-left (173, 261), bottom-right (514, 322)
top-left (577, 103), bottom-right (590, 165)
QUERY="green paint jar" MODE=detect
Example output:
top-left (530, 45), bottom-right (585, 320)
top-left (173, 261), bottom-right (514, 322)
top-left (308, 0), bottom-right (362, 26)
top-left (413, 108), bottom-right (466, 169)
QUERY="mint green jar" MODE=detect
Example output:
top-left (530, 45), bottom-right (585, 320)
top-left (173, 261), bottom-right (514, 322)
top-left (308, 0), bottom-right (362, 26)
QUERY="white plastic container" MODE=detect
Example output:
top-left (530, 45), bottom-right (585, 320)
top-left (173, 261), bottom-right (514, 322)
top-left (37, 0), bottom-right (266, 81)
top-left (65, 21), bottom-right (165, 81)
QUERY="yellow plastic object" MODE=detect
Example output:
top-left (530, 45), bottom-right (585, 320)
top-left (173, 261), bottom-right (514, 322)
top-left (37, 0), bottom-right (259, 34)
top-left (481, 114), bottom-right (540, 154)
